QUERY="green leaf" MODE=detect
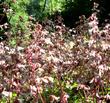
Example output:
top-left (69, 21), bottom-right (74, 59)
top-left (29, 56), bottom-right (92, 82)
top-left (72, 82), bottom-right (78, 88)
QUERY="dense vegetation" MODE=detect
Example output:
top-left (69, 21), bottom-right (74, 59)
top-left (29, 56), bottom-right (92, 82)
top-left (0, 0), bottom-right (110, 103)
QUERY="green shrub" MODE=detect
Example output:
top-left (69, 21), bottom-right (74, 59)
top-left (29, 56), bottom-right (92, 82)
top-left (3, 0), bottom-right (31, 46)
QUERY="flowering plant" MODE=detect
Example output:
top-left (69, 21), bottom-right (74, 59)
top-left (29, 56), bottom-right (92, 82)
top-left (0, 3), bottom-right (110, 102)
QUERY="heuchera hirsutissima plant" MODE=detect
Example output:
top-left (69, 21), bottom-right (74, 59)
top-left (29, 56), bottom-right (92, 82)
top-left (0, 2), bottom-right (110, 103)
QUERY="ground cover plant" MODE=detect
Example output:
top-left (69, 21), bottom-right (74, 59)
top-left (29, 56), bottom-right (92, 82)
top-left (0, 1), bottom-right (110, 103)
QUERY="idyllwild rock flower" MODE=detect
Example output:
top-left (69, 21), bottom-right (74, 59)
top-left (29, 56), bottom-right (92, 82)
top-left (88, 13), bottom-right (99, 35)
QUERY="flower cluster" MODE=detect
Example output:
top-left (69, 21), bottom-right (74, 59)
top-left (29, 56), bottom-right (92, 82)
top-left (0, 10), bottom-right (110, 102)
